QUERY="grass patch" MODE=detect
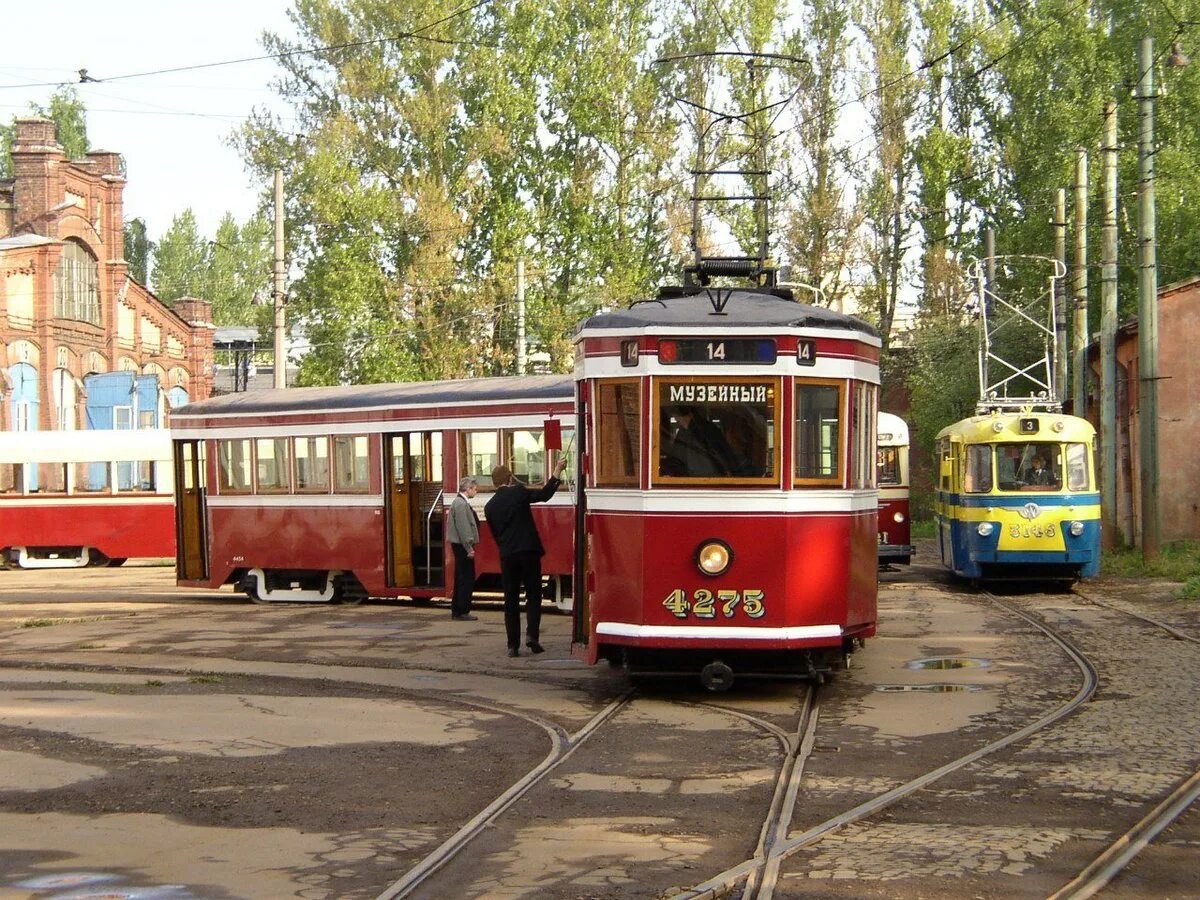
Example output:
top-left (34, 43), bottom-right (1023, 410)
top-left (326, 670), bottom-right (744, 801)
top-left (910, 519), bottom-right (937, 539)
top-left (145, 679), bottom-right (165, 687)
top-left (20, 618), bottom-right (61, 628)
top-left (76, 642), bottom-right (104, 650)
top-left (187, 674), bottom-right (223, 685)
top-left (1102, 541), bottom-right (1200, 598)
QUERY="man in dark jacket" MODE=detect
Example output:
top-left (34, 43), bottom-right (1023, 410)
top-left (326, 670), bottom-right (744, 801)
top-left (484, 455), bottom-right (568, 657)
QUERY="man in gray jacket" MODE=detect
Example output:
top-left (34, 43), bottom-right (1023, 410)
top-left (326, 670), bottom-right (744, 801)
top-left (447, 476), bottom-right (481, 620)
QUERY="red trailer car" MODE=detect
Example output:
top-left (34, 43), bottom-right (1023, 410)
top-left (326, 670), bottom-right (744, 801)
top-left (169, 377), bottom-right (576, 605)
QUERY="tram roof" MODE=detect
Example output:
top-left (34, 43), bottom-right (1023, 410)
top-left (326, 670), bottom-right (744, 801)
top-left (171, 374), bottom-right (574, 419)
top-left (936, 411), bottom-right (1096, 442)
top-left (577, 288), bottom-right (879, 337)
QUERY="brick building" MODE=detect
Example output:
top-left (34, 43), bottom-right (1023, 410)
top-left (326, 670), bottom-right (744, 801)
top-left (1085, 279), bottom-right (1200, 544)
top-left (0, 117), bottom-right (214, 434)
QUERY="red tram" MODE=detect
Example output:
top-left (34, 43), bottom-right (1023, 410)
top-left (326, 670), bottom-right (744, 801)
top-left (569, 287), bottom-right (881, 686)
top-left (877, 411), bottom-right (913, 565)
top-left (169, 377), bottom-right (575, 604)
top-left (0, 429), bottom-right (175, 568)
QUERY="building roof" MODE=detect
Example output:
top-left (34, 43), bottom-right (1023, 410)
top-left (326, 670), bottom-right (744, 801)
top-left (0, 234), bottom-right (57, 249)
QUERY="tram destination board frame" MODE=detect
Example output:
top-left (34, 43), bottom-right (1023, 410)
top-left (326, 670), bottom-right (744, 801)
top-left (658, 338), bottom-right (777, 365)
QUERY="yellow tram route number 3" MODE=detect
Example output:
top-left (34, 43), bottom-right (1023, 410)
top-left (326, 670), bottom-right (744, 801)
top-left (662, 588), bottom-right (766, 620)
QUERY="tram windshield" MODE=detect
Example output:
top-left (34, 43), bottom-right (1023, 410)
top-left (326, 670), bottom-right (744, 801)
top-left (656, 379), bottom-right (777, 483)
top-left (877, 447), bottom-right (901, 485)
top-left (964, 441), bottom-right (1090, 493)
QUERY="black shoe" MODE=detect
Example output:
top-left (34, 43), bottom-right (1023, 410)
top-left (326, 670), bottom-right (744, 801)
top-left (507, 647), bottom-right (519, 658)
top-left (526, 640), bottom-right (545, 654)
top-left (451, 614), bottom-right (478, 621)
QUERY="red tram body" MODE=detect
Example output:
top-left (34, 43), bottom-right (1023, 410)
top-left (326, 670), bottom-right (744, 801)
top-left (570, 289), bottom-right (881, 684)
top-left (169, 377), bottom-right (576, 604)
top-left (0, 430), bottom-right (175, 568)
top-left (877, 411), bottom-right (914, 565)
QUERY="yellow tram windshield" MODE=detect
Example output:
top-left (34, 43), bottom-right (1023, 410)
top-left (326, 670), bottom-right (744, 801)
top-left (964, 442), bottom-right (1092, 493)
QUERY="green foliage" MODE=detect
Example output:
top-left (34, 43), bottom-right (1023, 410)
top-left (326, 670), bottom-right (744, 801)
top-left (150, 209), bottom-right (272, 327)
top-left (124, 218), bottom-right (153, 284)
top-left (1, 87), bottom-right (89, 176)
top-left (1102, 541), bottom-right (1200, 587)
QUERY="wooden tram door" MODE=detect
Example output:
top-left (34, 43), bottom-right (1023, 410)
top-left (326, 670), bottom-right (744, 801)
top-left (385, 435), bottom-right (416, 587)
top-left (173, 440), bottom-right (207, 580)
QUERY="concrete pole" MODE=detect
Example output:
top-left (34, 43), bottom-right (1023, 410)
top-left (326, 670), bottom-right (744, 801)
top-left (273, 170), bottom-right (286, 390)
top-left (1073, 149), bottom-right (1089, 416)
top-left (515, 257), bottom-right (526, 376)
top-left (1136, 36), bottom-right (1161, 559)
top-left (1100, 100), bottom-right (1119, 548)
top-left (983, 227), bottom-right (995, 396)
top-left (1054, 189), bottom-right (1069, 404)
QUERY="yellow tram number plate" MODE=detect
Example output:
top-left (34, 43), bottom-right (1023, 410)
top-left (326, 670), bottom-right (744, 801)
top-left (662, 589), bottom-right (765, 620)
top-left (1008, 524), bottom-right (1057, 539)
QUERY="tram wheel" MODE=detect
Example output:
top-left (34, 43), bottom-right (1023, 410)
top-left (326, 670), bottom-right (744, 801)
top-left (332, 572), bottom-right (368, 606)
top-left (106, 558), bottom-right (127, 568)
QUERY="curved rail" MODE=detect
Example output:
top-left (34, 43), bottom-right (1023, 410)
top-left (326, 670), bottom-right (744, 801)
top-left (671, 590), bottom-right (1099, 899)
top-left (377, 691), bottom-right (632, 899)
top-left (1074, 587), bottom-right (1200, 645)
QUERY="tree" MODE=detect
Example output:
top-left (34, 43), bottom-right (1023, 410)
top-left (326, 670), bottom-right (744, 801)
top-left (124, 218), bottom-right (153, 284)
top-left (1, 87), bottom-right (89, 176)
top-left (151, 209), bottom-right (205, 304)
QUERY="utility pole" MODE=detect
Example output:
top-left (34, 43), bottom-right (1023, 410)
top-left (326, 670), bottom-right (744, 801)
top-left (1136, 36), bottom-right (1161, 560)
top-left (1054, 189), bottom-right (1069, 403)
top-left (515, 257), bottom-right (526, 375)
top-left (983, 227), bottom-right (995, 393)
top-left (1100, 101), bottom-right (1119, 548)
top-left (273, 170), bottom-right (287, 390)
top-left (1073, 149), bottom-right (1089, 416)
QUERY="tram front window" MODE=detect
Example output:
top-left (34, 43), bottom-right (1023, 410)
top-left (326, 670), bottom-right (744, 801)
top-left (996, 443), bottom-right (1063, 492)
top-left (877, 447), bottom-right (900, 485)
top-left (657, 379), bottom-right (776, 483)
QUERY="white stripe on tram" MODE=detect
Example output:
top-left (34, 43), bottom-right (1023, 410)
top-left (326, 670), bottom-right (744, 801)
top-left (575, 356), bottom-right (879, 382)
top-left (585, 489), bottom-right (879, 514)
top-left (595, 623), bottom-right (844, 640)
top-left (206, 495), bottom-right (385, 508)
top-left (0, 495), bottom-right (173, 505)
top-left (171, 413), bottom-right (573, 439)
top-left (574, 325), bottom-right (883, 346)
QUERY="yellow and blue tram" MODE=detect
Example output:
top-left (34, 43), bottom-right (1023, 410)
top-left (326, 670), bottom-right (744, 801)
top-left (933, 410), bottom-right (1100, 581)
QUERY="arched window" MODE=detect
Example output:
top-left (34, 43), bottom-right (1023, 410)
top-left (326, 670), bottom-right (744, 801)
top-left (54, 240), bottom-right (100, 325)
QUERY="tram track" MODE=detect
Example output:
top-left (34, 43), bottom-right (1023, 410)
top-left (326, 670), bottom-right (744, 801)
top-left (670, 587), bottom-right (1101, 900)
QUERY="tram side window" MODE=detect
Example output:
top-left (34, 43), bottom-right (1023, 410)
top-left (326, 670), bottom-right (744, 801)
top-left (0, 464), bottom-right (20, 494)
top-left (795, 384), bottom-right (841, 483)
top-left (255, 438), bottom-right (291, 493)
top-left (76, 462), bottom-right (111, 492)
top-left (217, 439), bottom-right (252, 492)
top-left (1066, 442), bottom-right (1090, 491)
top-left (294, 436), bottom-right (330, 492)
top-left (505, 429), bottom-right (545, 487)
top-left (463, 431), bottom-right (500, 489)
top-left (965, 445), bottom-right (993, 493)
top-left (596, 381), bottom-right (640, 486)
top-left (877, 447), bottom-right (900, 485)
top-left (556, 427), bottom-right (576, 491)
top-left (850, 383), bottom-right (876, 489)
top-left (333, 435), bottom-right (371, 492)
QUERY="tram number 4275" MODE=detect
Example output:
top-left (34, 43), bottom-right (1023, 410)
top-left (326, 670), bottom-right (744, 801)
top-left (663, 589), bottom-right (765, 620)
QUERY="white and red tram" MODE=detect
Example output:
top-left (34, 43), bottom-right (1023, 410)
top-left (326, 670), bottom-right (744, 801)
top-left (0, 428), bottom-right (175, 568)
top-left (877, 411), bottom-right (914, 565)
top-left (570, 287), bottom-right (881, 686)
top-left (169, 377), bottom-right (575, 604)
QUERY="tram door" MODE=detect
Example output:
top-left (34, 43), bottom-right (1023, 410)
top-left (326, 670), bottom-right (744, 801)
top-left (571, 384), bottom-right (591, 649)
top-left (385, 435), bottom-right (416, 587)
top-left (173, 440), bottom-right (207, 580)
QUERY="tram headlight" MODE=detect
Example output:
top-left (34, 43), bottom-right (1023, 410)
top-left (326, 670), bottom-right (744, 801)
top-left (977, 522), bottom-right (995, 537)
top-left (1069, 521), bottom-right (1085, 537)
top-left (893, 511), bottom-right (906, 523)
top-left (695, 540), bottom-right (733, 577)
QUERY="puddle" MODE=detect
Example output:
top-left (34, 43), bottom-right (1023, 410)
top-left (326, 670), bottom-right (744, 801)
top-left (875, 683), bottom-right (984, 693)
top-left (905, 657), bottom-right (991, 671)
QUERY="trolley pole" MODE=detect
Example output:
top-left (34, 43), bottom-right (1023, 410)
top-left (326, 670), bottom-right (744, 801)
top-left (1136, 36), bottom-right (1161, 560)
top-left (1054, 189), bottom-right (1069, 403)
top-left (273, 170), bottom-right (287, 390)
top-left (1100, 101), bottom-right (1119, 548)
top-left (1072, 149), bottom-right (1088, 417)
top-left (515, 257), bottom-right (526, 375)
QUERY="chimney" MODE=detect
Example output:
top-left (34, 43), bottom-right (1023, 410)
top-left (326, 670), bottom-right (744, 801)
top-left (11, 117), bottom-right (65, 236)
top-left (173, 297), bottom-right (214, 327)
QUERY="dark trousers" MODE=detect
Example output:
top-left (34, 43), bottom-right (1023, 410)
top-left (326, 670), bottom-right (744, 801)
top-left (500, 551), bottom-right (543, 648)
top-left (450, 543), bottom-right (475, 616)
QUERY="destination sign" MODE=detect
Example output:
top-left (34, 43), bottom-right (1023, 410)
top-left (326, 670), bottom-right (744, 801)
top-left (668, 383), bottom-right (769, 404)
top-left (658, 338), bottom-right (776, 364)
